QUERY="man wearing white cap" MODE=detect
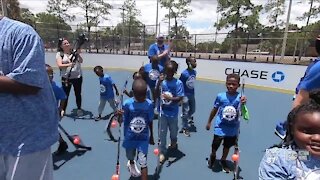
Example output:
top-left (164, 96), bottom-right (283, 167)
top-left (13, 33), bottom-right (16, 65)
top-left (148, 35), bottom-right (171, 67)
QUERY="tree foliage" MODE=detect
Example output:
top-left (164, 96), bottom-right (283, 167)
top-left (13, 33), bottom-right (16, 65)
top-left (47, 0), bottom-right (75, 21)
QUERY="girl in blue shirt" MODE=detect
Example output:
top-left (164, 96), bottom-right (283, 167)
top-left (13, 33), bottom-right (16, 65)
top-left (259, 98), bottom-right (320, 179)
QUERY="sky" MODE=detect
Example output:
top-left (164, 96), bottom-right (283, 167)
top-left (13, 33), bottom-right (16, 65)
top-left (18, 0), bottom-right (319, 42)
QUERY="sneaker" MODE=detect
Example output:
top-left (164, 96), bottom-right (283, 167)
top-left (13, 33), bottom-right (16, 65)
top-left (188, 117), bottom-right (194, 124)
top-left (159, 154), bottom-right (166, 164)
top-left (183, 128), bottom-right (191, 137)
top-left (53, 141), bottom-right (68, 155)
top-left (95, 115), bottom-right (102, 121)
top-left (77, 109), bottom-right (84, 117)
top-left (168, 143), bottom-right (178, 150)
top-left (179, 128), bottom-right (184, 133)
top-left (207, 154), bottom-right (216, 168)
top-left (275, 121), bottom-right (287, 140)
top-left (220, 160), bottom-right (231, 173)
top-left (127, 160), bottom-right (141, 177)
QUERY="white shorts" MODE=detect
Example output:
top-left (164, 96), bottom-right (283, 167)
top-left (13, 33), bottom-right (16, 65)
top-left (0, 148), bottom-right (53, 180)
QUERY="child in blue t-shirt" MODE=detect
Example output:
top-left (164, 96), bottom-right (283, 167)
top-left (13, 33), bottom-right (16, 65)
top-left (124, 71), bottom-right (151, 100)
top-left (155, 60), bottom-right (184, 163)
top-left (205, 73), bottom-right (246, 173)
top-left (259, 99), bottom-right (320, 179)
top-left (179, 57), bottom-right (197, 137)
top-left (143, 55), bottom-right (164, 101)
top-left (93, 66), bottom-right (119, 120)
top-left (46, 64), bottom-right (68, 155)
top-left (119, 79), bottom-right (154, 179)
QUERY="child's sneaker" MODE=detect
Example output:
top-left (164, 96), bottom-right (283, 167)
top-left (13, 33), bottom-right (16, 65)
top-left (275, 121), bottom-right (287, 140)
top-left (183, 128), bottom-right (190, 137)
top-left (159, 154), bottom-right (166, 164)
top-left (188, 116), bottom-right (194, 124)
top-left (220, 160), bottom-right (230, 173)
top-left (168, 143), bottom-right (178, 150)
top-left (127, 160), bottom-right (141, 177)
top-left (95, 115), bottom-right (102, 121)
top-left (77, 109), bottom-right (84, 116)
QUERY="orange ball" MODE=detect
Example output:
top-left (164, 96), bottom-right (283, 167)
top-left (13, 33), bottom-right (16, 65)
top-left (73, 136), bottom-right (80, 145)
top-left (153, 148), bottom-right (159, 156)
top-left (111, 174), bottom-right (119, 180)
top-left (111, 120), bottom-right (118, 128)
top-left (232, 154), bottom-right (239, 162)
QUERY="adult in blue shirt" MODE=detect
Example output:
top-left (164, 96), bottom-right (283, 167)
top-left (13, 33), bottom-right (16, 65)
top-left (0, 17), bottom-right (59, 180)
top-left (294, 36), bottom-right (320, 108)
top-left (148, 35), bottom-right (170, 67)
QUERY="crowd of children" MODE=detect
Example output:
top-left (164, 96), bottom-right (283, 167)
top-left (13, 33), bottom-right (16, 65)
top-left (52, 37), bottom-right (320, 180)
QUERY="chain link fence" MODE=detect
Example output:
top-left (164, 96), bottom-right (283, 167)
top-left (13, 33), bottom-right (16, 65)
top-left (34, 22), bottom-right (319, 65)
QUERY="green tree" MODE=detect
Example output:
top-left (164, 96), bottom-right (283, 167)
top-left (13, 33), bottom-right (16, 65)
top-left (160, 0), bottom-right (191, 39)
top-left (34, 13), bottom-right (72, 48)
top-left (297, 0), bottom-right (320, 59)
top-left (47, 0), bottom-right (75, 21)
top-left (196, 41), bottom-right (220, 53)
top-left (216, 0), bottom-right (262, 58)
top-left (20, 8), bottom-right (36, 26)
top-left (69, 0), bottom-right (112, 49)
top-left (6, 0), bottom-right (21, 20)
top-left (263, 0), bottom-right (285, 61)
top-left (118, 0), bottom-right (143, 51)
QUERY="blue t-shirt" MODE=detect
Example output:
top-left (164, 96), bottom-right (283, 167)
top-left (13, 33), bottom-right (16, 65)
top-left (295, 58), bottom-right (320, 94)
top-left (213, 92), bottom-right (241, 137)
top-left (179, 69), bottom-right (197, 96)
top-left (148, 43), bottom-right (170, 67)
top-left (160, 78), bottom-right (184, 117)
top-left (144, 63), bottom-right (163, 89)
top-left (51, 81), bottom-right (67, 107)
top-left (0, 17), bottom-right (59, 156)
top-left (122, 98), bottom-right (154, 154)
top-left (299, 57), bottom-right (320, 92)
top-left (99, 74), bottom-right (115, 99)
top-left (259, 146), bottom-right (320, 179)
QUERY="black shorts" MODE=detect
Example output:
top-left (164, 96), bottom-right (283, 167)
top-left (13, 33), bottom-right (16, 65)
top-left (212, 135), bottom-right (237, 150)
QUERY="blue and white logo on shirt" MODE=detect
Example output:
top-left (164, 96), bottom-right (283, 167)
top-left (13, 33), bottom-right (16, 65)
top-left (186, 75), bottom-right (195, 89)
top-left (130, 117), bottom-right (147, 133)
top-left (272, 71), bottom-right (285, 82)
top-left (162, 91), bottom-right (173, 105)
top-left (222, 106), bottom-right (237, 121)
top-left (100, 84), bottom-right (106, 93)
top-left (149, 69), bottom-right (160, 81)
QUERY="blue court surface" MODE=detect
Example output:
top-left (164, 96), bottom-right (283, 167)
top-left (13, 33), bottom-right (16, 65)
top-left (47, 54), bottom-right (293, 180)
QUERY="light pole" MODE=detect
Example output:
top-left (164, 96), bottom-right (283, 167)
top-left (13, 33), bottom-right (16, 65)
top-left (156, 0), bottom-right (159, 37)
top-left (280, 0), bottom-right (293, 61)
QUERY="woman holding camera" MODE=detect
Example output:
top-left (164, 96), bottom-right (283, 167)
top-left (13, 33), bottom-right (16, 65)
top-left (56, 38), bottom-right (84, 116)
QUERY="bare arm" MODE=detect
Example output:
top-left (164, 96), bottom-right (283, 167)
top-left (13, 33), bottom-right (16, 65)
top-left (56, 56), bottom-right (72, 68)
top-left (293, 89), bottom-right (309, 108)
top-left (206, 108), bottom-right (218, 130)
top-left (0, 76), bottom-right (40, 94)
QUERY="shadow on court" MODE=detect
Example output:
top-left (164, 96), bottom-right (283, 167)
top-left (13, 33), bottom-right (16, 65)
top-left (53, 150), bottom-right (88, 170)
